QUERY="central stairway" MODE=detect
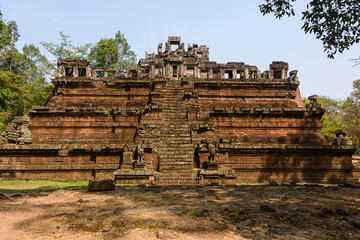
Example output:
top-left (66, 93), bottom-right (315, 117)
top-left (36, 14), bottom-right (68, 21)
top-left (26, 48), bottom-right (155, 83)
top-left (157, 79), bottom-right (194, 174)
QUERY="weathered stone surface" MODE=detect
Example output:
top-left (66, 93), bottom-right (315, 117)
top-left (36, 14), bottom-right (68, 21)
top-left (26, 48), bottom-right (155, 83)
top-left (88, 179), bottom-right (115, 191)
top-left (0, 37), bottom-right (355, 183)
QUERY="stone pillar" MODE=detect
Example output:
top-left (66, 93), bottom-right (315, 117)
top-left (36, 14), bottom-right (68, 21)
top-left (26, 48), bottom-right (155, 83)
top-left (165, 64), bottom-right (170, 77)
top-left (58, 66), bottom-right (65, 77)
top-left (232, 69), bottom-right (237, 79)
top-left (73, 68), bottom-right (79, 77)
top-left (194, 66), bottom-right (198, 78)
top-left (180, 63), bottom-right (184, 77)
top-left (86, 67), bottom-right (91, 77)
top-left (158, 43), bottom-right (163, 54)
top-left (269, 70), bottom-right (274, 79)
top-left (220, 69), bottom-right (225, 79)
top-left (256, 70), bottom-right (261, 79)
top-left (209, 68), bottom-right (213, 79)
top-left (244, 68), bottom-right (249, 79)
top-left (151, 65), bottom-right (155, 78)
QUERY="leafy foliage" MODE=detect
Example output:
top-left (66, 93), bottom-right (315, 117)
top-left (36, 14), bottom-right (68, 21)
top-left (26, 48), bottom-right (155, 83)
top-left (304, 81), bottom-right (360, 146)
top-left (303, 96), bottom-right (344, 143)
top-left (341, 80), bottom-right (360, 145)
top-left (259, 0), bottom-right (360, 58)
top-left (89, 31), bottom-right (137, 69)
top-left (0, 10), bottom-right (138, 132)
top-left (0, 88), bottom-right (14, 111)
top-left (40, 31), bottom-right (92, 59)
top-left (259, 0), bottom-right (296, 18)
top-left (0, 15), bottom-right (53, 132)
top-left (0, 11), bottom-right (3, 36)
top-left (318, 97), bottom-right (344, 143)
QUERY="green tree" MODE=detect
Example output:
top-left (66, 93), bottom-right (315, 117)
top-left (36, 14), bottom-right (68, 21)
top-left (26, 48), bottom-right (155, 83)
top-left (89, 31), bottom-right (137, 69)
top-left (40, 31), bottom-right (92, 59)
top-left (0, 11), bottom-right (4, 36)
top-left (259, 0), bottom-right (360, 59)
top-left (0, 16), bottom-right (53, 131)
top-left (0, 69), bottom-right (28, 116)
top-left (341, 79), bottom-right (360, 146)
top-left (22, 44), bottom-right (55, 83)
top-left (0, 18), bottom-right (23, 73)
top-left (0, 88), bottom-right (14, 111)
top-left (318, 96), bottom-right (345, 143)
top-left (303, 96), bottom-right (344, 143)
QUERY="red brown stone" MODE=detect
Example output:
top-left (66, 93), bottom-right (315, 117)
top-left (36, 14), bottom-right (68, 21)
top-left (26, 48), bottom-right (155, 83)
top-left (0, 37), bottom-right (355, 184)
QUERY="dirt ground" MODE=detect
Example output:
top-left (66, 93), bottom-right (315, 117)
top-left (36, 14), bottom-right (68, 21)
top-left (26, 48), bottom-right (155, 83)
top-left (1, 184), bottom-right (360, 240)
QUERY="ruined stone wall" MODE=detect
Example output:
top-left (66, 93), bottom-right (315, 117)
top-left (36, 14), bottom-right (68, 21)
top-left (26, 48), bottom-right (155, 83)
top-left (0, 38), bottom-right (355, 183)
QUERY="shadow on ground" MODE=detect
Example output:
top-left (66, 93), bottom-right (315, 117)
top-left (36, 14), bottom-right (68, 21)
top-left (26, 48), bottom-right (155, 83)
top-left (1, 184), bottom-right (360, 240)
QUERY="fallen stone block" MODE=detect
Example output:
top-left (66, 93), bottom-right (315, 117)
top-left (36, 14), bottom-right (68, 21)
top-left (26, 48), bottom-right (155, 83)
top-left (88, 179), bottom-right (115, 191)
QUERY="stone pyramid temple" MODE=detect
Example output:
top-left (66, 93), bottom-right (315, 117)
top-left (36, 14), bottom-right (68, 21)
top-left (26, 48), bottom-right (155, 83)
top-left (0, 37), bottom-right (355, 184)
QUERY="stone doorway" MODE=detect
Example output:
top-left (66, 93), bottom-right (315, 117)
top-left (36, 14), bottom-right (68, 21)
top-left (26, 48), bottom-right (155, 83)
top-left (172, 65), bottom-right (178, 78)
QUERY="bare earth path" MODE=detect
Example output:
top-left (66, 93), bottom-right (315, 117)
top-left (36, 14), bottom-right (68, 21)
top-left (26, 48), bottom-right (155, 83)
top-left (1, 184), bottom-right (360, 240)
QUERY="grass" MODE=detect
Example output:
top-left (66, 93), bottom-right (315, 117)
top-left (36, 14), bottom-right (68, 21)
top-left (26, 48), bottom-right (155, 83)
top-left (0, 180), bottom-right (88, 193)
top-left (235, 181), bottom-right (339, 187)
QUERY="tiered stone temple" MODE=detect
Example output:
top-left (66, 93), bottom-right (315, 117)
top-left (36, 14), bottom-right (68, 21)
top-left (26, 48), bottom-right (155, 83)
top-left (0, 37), bottom-right (355, 184)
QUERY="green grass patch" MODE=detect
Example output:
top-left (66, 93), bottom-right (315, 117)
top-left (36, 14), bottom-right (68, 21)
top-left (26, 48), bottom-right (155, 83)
top-left (0, 180), bottom-right (88, 193)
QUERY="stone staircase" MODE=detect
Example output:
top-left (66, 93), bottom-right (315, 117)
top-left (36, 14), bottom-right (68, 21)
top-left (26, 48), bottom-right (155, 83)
top-left (157, 79), bottom-right (194, 174)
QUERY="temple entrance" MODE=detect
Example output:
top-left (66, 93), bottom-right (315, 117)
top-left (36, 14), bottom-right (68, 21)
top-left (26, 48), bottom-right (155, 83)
top-left (172, 65), bottom-right (178, 78)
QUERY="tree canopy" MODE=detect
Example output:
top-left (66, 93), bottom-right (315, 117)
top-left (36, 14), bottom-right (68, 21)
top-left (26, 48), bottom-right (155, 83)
top-left (40, 32), bottom-right (92, 60)
top-left (0, 12), bottom-right (53, 131)
top-left (89, 31), bottom-right (137, 69)
top-left (0, 10), bottom-right (137, 132)
top-left (41, 31), bottom-right (137, 70)
top-left (259, 0), bottom-right (360, 59)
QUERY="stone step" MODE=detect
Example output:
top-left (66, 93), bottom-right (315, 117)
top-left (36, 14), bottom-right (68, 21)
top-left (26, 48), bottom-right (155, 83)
top-left (157, 148), bottom-right (193, 152)
top-left (161, 129), bottom-right (189, 131)
top-left (159, 156), bottom-right (193, 160)
top-left (157, 145), bottom-right (193, 149)
top-left (158, 152), bottom-right (193, 156)
top-left (160, 128), bottom-right (190, 131)
top-left (160, 158), bottom-right (193, 162)
top-left (160, 170), bottom-right (194, 174)
top-left (160, 162), bottom-right (193, 166)
top-left (160, 167), bottom-right (193, 172)
top-left (159, 144), bottom-right (191, 147)
top-left (160, 129), bottom-right (190, 133)
top-left (162, 114), bottom-right (188, 117)
top-left (159, 144), bottom-right (191, 148)
top-left (166, 141), bottom-right (191, 144)
top-left (158, 153), bottom-right (194, 157)
top-left (160, 132), bottom-right (190, 135)
top-left (160, 160), bottom-right (192, 163)
top-left (165, 92), bottom-right (183, 93)
top-left (160, 166), bottom-right (193, 170)
top-left (160, 136), bottom-right (191, 139)
top-left (159, 137), bottom-right (191, 140)
top-left (158, 148), bottom-right (193, 152)
top-left (161, 120), bottom-right (188, 124)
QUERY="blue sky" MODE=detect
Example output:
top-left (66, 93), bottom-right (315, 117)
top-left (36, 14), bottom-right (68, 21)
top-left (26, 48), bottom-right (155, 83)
top-left (1, 0), bottom-right (359, 100)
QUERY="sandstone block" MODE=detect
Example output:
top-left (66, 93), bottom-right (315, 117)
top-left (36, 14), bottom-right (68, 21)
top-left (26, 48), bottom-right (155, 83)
top-left (88, 179), bottom-right (115, 191)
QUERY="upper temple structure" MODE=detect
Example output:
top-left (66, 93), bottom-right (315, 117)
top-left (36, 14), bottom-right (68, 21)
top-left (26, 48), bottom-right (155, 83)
top-left (0, 37), bottom-right (355, 184)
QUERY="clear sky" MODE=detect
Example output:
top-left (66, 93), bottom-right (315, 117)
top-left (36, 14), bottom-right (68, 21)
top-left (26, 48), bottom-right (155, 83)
top-left (1, 0), bottom-right (359, 100)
